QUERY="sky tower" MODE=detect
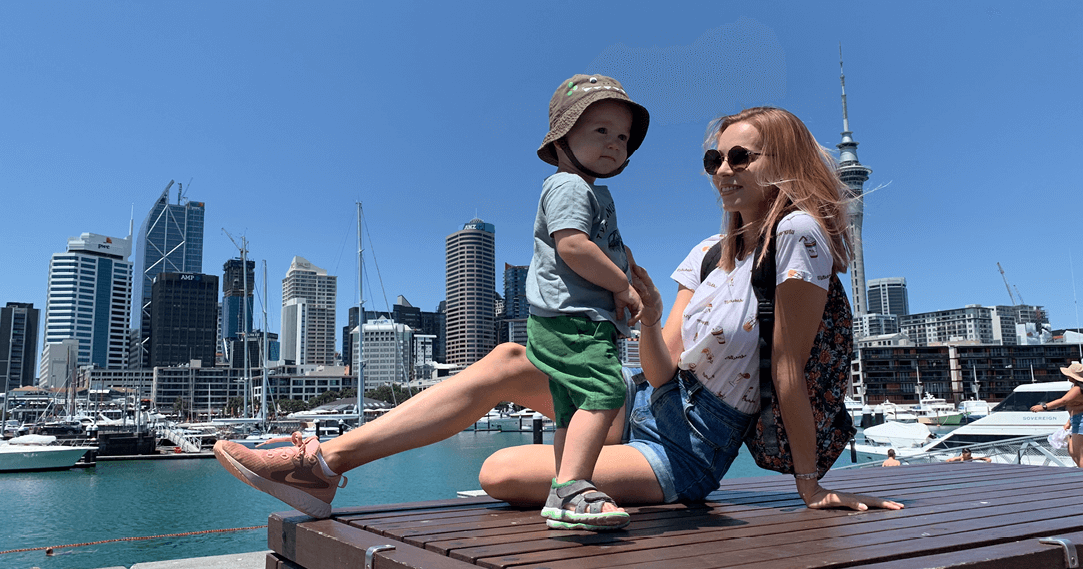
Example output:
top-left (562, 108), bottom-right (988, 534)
top-left (837, 45), bottom-right (872, 316)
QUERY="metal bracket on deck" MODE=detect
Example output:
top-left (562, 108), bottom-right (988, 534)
top-left (1040, 538), bottom-right (1079, 568)
top-left (365, 544), bottom-right (396, 569)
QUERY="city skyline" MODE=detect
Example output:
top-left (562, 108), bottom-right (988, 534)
top-left (3, 2), bottom-right (1082, 359)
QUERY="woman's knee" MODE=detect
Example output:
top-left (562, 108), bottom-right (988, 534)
top-left (478, 446), bottom-right (552, 505)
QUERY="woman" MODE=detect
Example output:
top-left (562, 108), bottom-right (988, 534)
top-left (215, 107), bottom-right (902, 518)
top-left (1030, 362), bottom-right (1083, 467)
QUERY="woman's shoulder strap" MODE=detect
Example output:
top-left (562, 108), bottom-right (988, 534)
top-left (699, 241), bottom-right (723, 283)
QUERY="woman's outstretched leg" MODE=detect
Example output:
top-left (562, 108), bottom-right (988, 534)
top-left (320, 342), bottom-right (553, 473)
top-left (214, 342), bottom-right (554, 518)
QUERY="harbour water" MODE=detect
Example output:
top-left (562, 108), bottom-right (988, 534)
top-left (0, 430), bottom-right (796, 569)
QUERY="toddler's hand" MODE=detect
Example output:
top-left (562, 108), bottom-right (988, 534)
top-left (614, 286), bottom-right (643, 327)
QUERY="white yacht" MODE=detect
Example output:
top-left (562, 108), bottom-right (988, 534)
top-left (0, 435), bottom-right (94, 472)
top-left (854, 381), bottom-right (1073, 458)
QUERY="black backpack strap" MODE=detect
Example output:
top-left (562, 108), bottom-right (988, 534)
top-left (750, 220), bottom-right (782, 450)
top-left (699, 241), bottom-right (722, 283)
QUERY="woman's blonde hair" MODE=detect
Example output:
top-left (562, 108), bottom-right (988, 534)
top-left (705, 106), bottom-right (854, 273)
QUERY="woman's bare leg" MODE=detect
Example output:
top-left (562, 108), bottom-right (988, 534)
top-left (1071, 434), bottom-right (1083, 467)
top-left (320, 343), bottom-right (553, 473)
top-left (479, 442), bottom-right (665, 506)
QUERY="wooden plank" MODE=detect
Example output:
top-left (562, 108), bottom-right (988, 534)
top-left (856, 529), bottom-right (1083, 569)
top-left (268, 514), bottom-right (478, 569)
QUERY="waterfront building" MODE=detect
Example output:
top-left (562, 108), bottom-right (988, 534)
top-left (342, 306), bottom-right (361, 371)
top-left (836, 49), bottom-right (872, 316)
top-left (413, 333), bottom-right (436, 383)
top-left (1, 302), bottom-right (40, 390)
top-left (149, 273), bottom-right (219, 367)
top-left (132, 181), bottom-right (205, 368)
top-left (867, 277), bottom-right (909, 317)
top-left (854, 313), bottom-right (900, 338)
top-left (346, 297), bottom-right (445, 370)
top-left (355, 318), bottom-right (413, 387)
top-left (82, 362), bottom-right (349, 415)
top-left (444, 218), bottom-right (497, 369)
top-left (280, 257), bottom-right (337, 366)
top-left (37, 339), bottom-right (80, 389)
top-left (43, 232), bottom-right (133, 370)
top-left (621, 331), bottom-right (641, 366)
top-left (853, 342), bottom-right (1083, 405)
top-left (502, 263), bottom-right (528, 346)
top-left (897, 303), bottom-right (1051, 347)
top-left (221, 258), bottom-right (255, 341)
top-left (899, 305), bottom-right (999, 346)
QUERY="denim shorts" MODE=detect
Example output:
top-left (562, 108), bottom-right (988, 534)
top-left (621, 367), bottom-right (752, 503)
top-left (1072, 413), bottom-right (1082, 435)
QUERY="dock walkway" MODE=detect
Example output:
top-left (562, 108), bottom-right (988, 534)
top-left (265, 462), bottom-right (1083, 568)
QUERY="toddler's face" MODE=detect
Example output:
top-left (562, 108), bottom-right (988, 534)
top-left (558, 100), bottom-right (632, 181)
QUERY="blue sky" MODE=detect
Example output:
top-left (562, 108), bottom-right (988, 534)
top-left (2, 1), bottom-right (1082, 354)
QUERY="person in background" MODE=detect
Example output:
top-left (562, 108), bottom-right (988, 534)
top-left (1030, 362), bottom-right (1083, 467)
top-left (947, 448), bottom-right (991, 463)
top-left (882, 449), bottom-right (900, 467)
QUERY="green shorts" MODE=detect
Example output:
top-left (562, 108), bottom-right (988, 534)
top-left (526, 315), bottom-right (626, 428)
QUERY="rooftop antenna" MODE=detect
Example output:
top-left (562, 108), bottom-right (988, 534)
top-left (128, 204), bottom-right (134, 239)
top-left (839, 43), bottom-right (850, 134)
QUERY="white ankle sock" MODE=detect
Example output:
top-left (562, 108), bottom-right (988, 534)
top-left (316, 454), bottom-right (338, 477)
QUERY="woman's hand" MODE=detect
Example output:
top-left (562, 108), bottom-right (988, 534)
top-left (1031, 404), bottom-right (1048, 412)
top-left (799, 480), bottom-right (904, 511)
top-left (630, 264), bottom-right (663, 327)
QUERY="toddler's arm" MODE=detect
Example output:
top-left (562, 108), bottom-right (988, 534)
top-left (552, 228), bottom-right (642, 323)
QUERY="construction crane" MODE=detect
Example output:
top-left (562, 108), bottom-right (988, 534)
top-left (997, 262), bottom-right (1016, 306)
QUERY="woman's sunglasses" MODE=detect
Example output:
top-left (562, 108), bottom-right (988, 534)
top-left (703, 146), bottom-right (764, 174)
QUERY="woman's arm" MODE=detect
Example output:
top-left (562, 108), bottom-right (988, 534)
top-left (773, 278), bottom-right (903, 511)
top-left (1030, 386), bottom-right (1083, 412)
top-left (630, 264), bottom-right (686, 388)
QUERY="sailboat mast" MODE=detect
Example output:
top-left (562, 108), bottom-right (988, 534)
top-left (262, 260), bottom-right (270, 430)
top-left (357, 202), bottom-right (365, 425)
top-left (241, 236), bottom-right (250, 419)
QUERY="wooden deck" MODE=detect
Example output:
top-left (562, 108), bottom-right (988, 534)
top-left (265, 463), bottom-right (1083, 568)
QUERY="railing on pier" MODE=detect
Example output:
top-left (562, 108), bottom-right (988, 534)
top-left (841, 434), bottom-right (1073, 469)
top-left (153, 424), bottom-right (203, 453)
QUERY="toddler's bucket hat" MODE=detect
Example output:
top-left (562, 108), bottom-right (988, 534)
top-left (537, 74), bottom-right (650, 167)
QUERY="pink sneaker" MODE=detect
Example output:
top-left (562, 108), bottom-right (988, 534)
top-left (214, 432), bottom-right (346, 518)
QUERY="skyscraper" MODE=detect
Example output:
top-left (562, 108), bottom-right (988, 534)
top-left (280, 256), bottom-right (337, 365)
top-left (503, 263), bottom-right (529, 345)
top-left (221, 258), bottom-right (255, 340)
top-left (150, 273), bottom-right (219, 367)
top-left (867, 277), bottom-right (909, 317)
top-left (0, 302), bottom-right (40, 390)
top-left (837, 48), bottom-right (872, 316)
top-left (445, 218), bottom-right (496, 368)
top-left (132, 180), bottom-right (205, 367)
top-left (43, 232), bottom-right (133, 369)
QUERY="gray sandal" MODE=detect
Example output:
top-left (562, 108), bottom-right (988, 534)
top-left (540, 479), bottom-right (630, 530)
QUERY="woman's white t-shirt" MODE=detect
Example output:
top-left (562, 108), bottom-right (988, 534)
top-left (670, 211), bottom-right (834, 414)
